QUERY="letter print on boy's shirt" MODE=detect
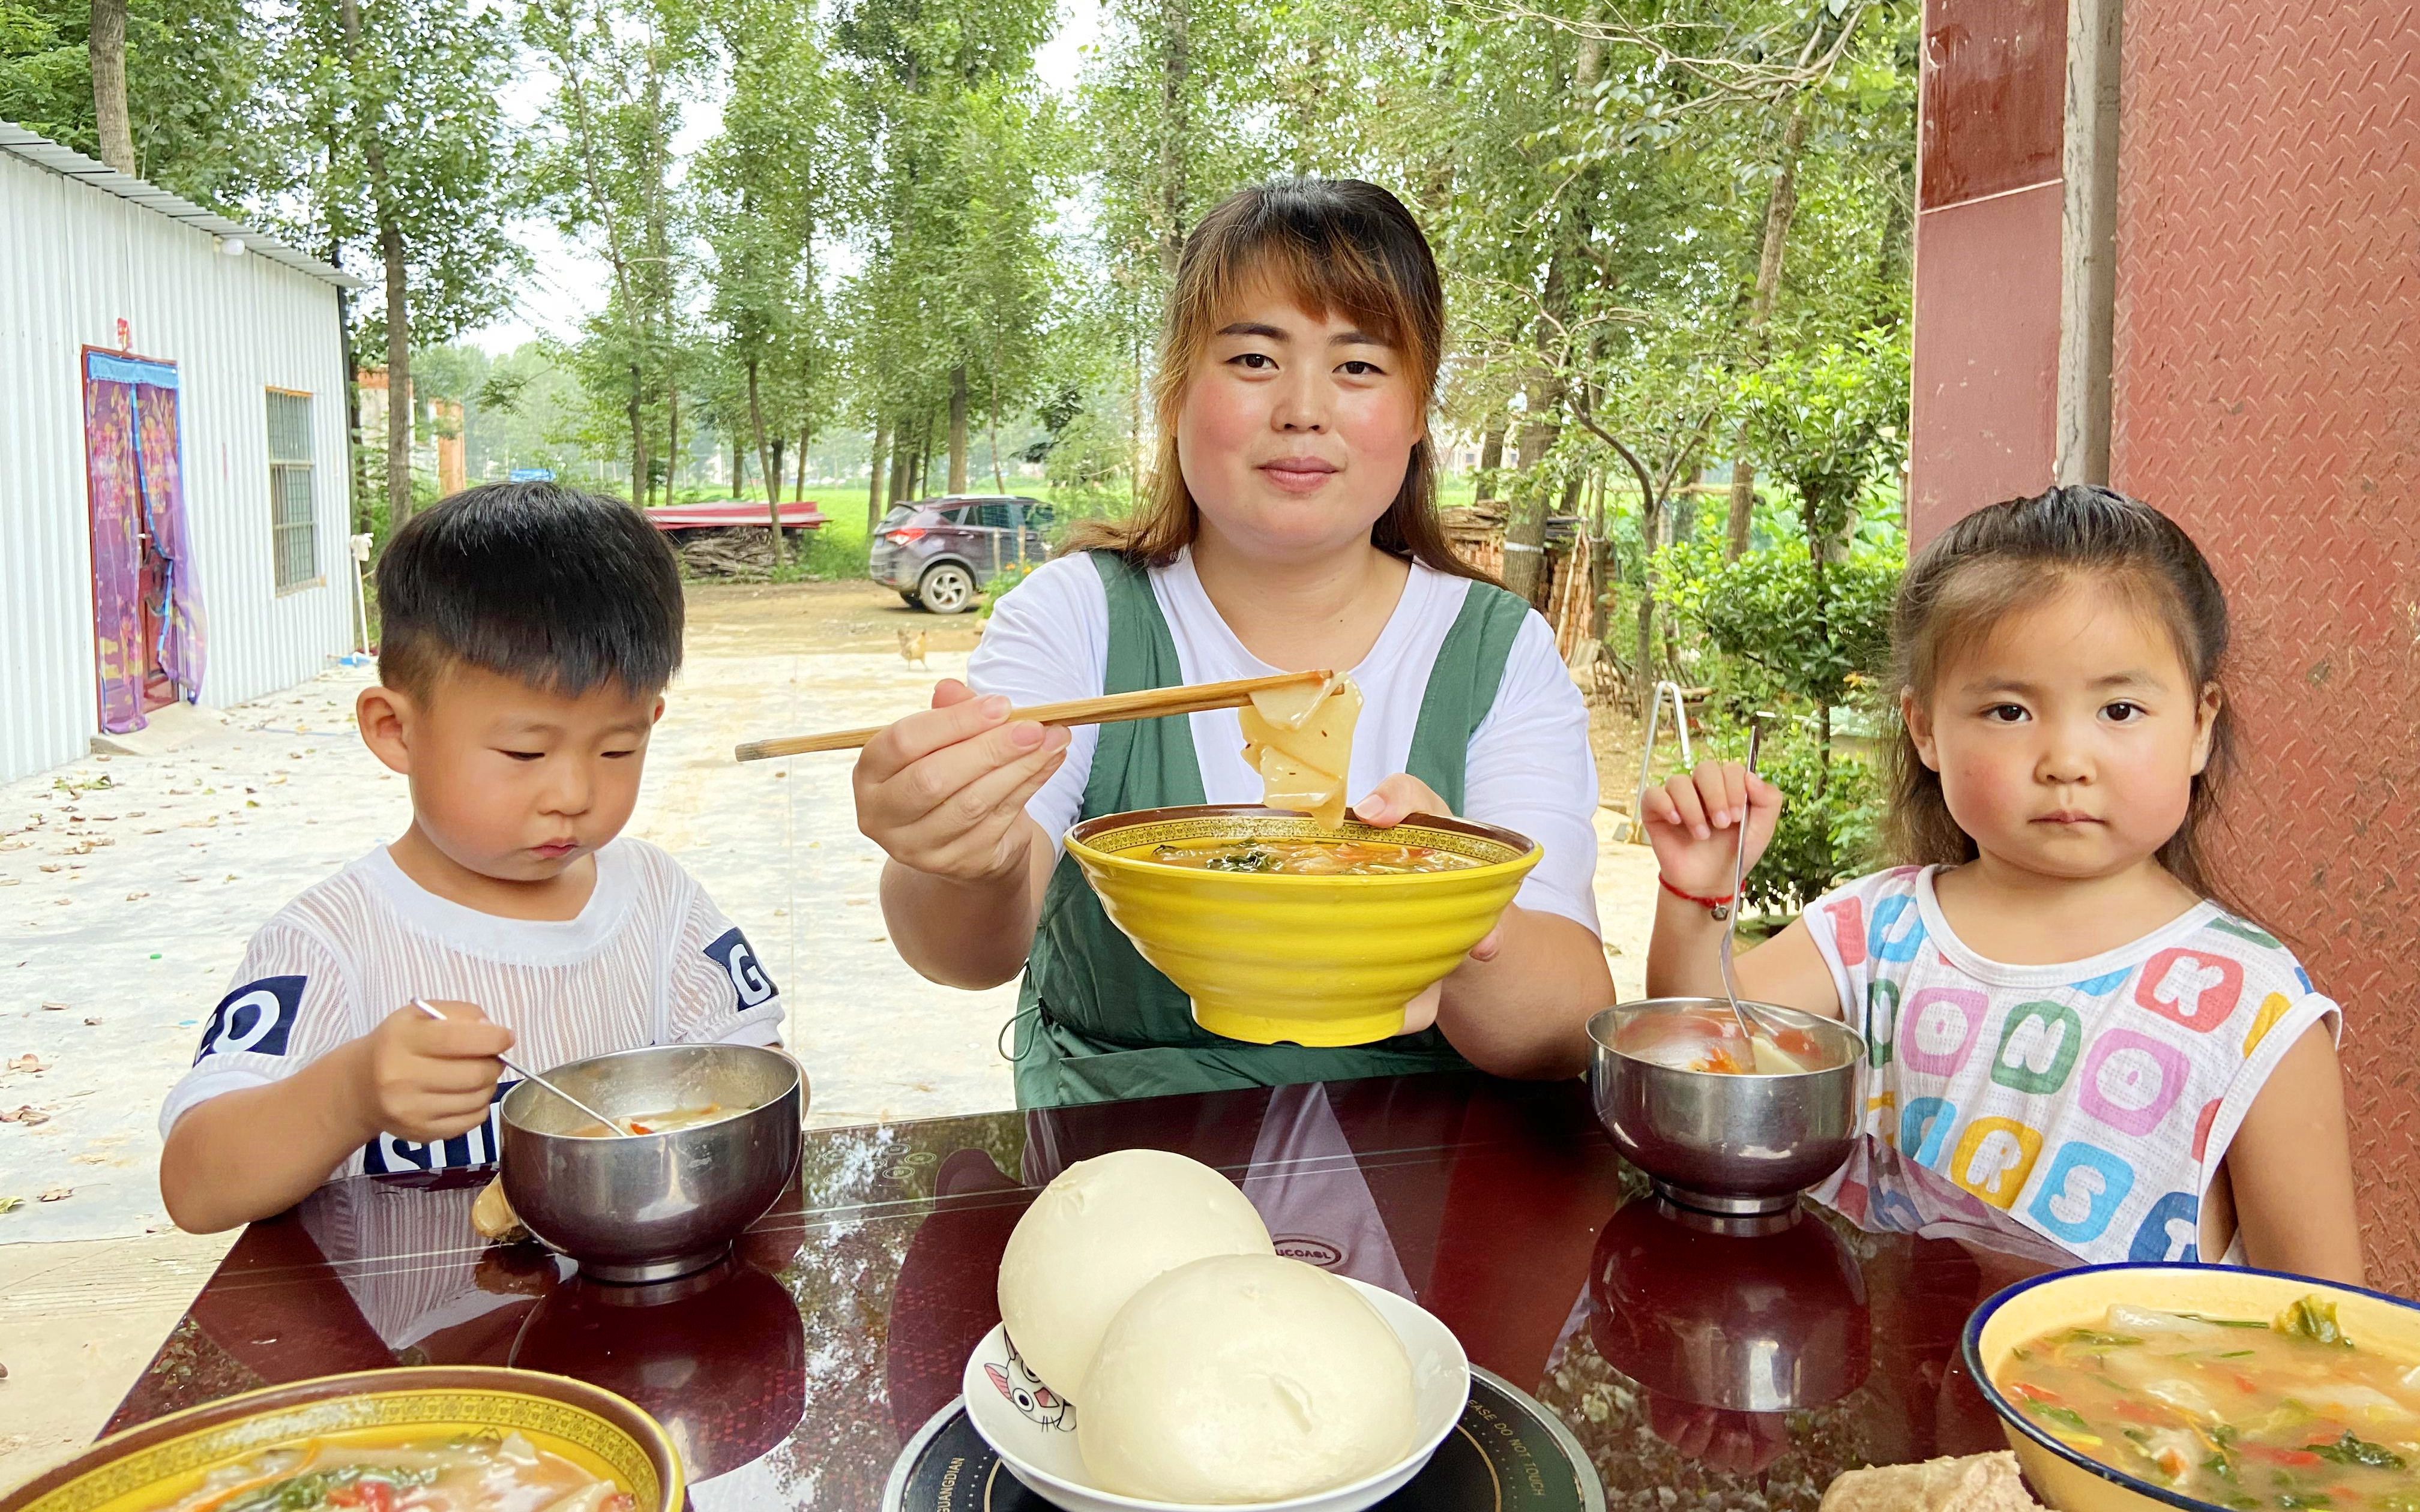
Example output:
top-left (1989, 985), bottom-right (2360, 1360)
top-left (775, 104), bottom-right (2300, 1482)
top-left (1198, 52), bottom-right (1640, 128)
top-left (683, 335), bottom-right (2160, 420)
top-left (1801, 865), bottom-right (2338, 1265)
top-left (194, 977), bottom-right (306, 1062)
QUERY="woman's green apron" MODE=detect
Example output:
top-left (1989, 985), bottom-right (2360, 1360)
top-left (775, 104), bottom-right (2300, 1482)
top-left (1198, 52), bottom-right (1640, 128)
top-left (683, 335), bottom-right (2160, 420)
top-left (1011, 551), bottom-right (1534, 1108)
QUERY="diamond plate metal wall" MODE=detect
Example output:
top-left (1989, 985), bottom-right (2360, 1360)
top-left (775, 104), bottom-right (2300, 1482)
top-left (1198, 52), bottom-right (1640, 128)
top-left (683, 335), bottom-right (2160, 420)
top-left (2110, 1), bottom-right (2420, 1289)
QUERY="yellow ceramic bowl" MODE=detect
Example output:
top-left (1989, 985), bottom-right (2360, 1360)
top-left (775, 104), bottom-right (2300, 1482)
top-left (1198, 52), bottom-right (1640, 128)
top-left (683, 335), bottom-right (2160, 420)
top-left (0, 1367), bottom-right (682, 1512)
top-left (1963, 1264), bottom-right (2420, 1512)
top-left (1066, 804), bottom-right (1541, 1046)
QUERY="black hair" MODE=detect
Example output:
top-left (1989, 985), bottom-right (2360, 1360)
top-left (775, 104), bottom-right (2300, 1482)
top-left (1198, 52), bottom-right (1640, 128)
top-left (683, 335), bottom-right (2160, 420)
top-left (1887, 484), bottom-right (2237, 905)
top-left (374, 482), bottom-right (684, 701)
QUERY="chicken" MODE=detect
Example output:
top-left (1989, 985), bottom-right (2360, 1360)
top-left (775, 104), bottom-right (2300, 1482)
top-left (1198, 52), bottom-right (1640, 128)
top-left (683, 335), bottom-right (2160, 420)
top-left (897, 628), bottom-right (929, 670)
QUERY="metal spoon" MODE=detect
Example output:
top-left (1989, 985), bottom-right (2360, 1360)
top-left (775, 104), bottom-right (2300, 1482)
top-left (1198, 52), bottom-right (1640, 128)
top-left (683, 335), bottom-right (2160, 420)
top-left (409, 998), bottom-right (634, 1136)
top-left (1713, 715), bottom-right (1790, 1055)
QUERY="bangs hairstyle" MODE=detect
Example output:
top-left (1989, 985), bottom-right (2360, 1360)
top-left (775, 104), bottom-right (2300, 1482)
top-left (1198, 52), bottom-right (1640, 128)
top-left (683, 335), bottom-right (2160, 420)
top-left (1888, 485), bottom-right (2241, 905)
top-left (1063, 177), bottom-right (1490, 581)
top-left (375, 482), bottom-right (684, 701)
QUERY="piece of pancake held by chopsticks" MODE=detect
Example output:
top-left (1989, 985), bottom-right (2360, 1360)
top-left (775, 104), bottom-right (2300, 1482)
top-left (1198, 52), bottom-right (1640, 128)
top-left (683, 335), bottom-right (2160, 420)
top-left (1240, 675), bottom-right (1362, 830)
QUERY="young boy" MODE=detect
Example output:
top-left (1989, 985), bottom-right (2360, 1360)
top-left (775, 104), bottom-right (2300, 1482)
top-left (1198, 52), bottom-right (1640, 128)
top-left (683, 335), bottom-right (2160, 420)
top-left (159, 482), bottom-right (784, 1234)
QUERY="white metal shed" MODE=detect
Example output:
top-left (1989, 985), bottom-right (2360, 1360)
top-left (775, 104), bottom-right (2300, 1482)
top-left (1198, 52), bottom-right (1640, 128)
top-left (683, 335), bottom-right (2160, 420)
top-left (0, 124), bottom-right (361, 784)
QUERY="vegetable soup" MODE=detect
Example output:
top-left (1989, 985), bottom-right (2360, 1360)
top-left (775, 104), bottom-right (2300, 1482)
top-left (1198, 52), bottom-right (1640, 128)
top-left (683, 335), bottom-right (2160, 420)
top-left (147, 1430), bottom-right (634, 1512)
top-left (1998, 1297), bottom-right (2420, 1510)
top-left (1129, 839), bottom-right (1479, 877)
top-left (567, 1105), bottom-right (724, 1138)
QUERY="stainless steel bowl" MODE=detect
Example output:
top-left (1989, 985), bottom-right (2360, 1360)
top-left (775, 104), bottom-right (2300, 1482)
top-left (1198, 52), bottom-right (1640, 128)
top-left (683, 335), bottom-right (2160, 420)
top-left (499, 1043), bottom-right (804, 1283)
top-left (1586, 998), bottom-right (1865, 1216)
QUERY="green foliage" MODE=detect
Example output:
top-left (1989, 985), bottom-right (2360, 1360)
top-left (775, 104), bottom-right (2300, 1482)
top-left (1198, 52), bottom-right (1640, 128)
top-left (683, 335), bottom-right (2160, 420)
top-left (1656, 533), bottom-right (1898, 711)
top-left (271, 0), bottom-right (528, 346)
top-left (1735, 329), bottom-right (1910, 539)
top-left (978, 559), bottom-right (1035, 619)
top-left (0, 0), bottom-right (274, 209)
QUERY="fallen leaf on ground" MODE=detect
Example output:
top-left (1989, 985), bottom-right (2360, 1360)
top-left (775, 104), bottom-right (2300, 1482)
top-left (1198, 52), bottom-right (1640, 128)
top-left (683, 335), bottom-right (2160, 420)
top-left (0, 1106), bottom-right (49, 1125)
top-left (0, 1198), bottom-right (20, 1214)
top-left (37, 864), bottom-right (59, 874)
top-left (7, 1055), bottom-right (46, 1073)
top-left (37, 1186), bottom-right (70, 1202)
top-left (125, 891), bottom-right (148, 901)
top-left (39, 1001), bottom-right (67, 1012)
top-left (83, 1017), bottom-right (101, 1026)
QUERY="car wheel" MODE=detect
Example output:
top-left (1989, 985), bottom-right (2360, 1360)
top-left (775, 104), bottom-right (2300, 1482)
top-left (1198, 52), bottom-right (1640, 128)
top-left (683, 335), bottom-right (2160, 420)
top-left (918, 563), bottom-right (977, 614)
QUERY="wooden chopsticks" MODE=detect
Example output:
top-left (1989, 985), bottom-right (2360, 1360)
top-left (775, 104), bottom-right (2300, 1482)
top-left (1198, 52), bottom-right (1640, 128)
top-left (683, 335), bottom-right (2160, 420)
top-left (733, 669), bottom-right (1334, 763)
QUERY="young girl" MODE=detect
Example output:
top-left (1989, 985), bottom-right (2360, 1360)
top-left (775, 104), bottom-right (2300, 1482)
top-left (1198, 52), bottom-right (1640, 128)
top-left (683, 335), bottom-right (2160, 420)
top-left (853, 179), bottom-right (1613, 1108)
top-left (1643, 486), bottom-right (2362, 1281)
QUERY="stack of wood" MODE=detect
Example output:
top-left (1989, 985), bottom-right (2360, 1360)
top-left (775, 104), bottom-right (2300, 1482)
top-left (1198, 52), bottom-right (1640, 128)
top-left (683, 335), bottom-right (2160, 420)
top-left (1439, 503), bottom-right (1508, 579)
top-left (1440, 505), bottom-right (1599, 668)
top-left (667, 526), bottom-right (808, 581)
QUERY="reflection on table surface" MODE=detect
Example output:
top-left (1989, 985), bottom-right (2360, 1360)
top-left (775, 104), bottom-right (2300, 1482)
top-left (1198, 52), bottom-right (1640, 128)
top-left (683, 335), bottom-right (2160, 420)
top-left (110, 1074), bottom-right (2066, 1509)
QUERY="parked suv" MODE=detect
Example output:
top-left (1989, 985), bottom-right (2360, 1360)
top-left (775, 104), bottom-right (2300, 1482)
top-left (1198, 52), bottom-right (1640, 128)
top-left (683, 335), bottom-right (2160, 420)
top-left (870, 494), bottom-right (1055, 613)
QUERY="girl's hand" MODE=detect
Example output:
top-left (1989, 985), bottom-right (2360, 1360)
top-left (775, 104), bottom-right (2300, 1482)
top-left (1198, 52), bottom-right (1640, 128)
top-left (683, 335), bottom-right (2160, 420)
top-left (855, 679), bottom-right (1073, 884)
top-left (1642, 761), bottom-right (1784, 899)
top-left (1355, 775), bottom-right (1505, 980)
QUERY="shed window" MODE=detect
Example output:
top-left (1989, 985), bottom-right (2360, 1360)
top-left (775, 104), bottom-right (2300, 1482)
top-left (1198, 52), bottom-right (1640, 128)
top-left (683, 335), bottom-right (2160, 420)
top-left (266, 391), bottom-right (316, 591)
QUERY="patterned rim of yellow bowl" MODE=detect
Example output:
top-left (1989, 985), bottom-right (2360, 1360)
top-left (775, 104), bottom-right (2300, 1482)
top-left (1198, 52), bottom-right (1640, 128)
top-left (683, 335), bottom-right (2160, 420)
top-left (1066, 805), bottom-right (1543, 1046)
top-left (0, 1367), bottom-right (684, 1512)
top-left (1067, 804), bottom-right (1541, 885)
top-left (1961, 1262), bottom-right (2420, 1512)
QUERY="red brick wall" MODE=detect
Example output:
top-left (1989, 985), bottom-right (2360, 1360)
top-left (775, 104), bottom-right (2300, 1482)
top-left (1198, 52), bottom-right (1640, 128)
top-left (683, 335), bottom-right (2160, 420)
top-left (2110, 1), bottom-right (2420, 1289)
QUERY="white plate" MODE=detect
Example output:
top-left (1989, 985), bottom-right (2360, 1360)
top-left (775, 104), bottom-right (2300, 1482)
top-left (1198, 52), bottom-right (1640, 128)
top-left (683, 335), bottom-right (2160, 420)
top-left (961, 1276), bottom-right (1472, 1512)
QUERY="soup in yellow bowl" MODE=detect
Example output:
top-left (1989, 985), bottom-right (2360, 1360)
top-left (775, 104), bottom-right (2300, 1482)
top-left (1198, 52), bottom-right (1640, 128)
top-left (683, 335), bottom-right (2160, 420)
top-left (1066, 805), bottom-right (1540, 1047)
top-left (0, 1369), bottom-right (681, 1512)
top-left (1964, 1265), bottom-right (2420, 1512)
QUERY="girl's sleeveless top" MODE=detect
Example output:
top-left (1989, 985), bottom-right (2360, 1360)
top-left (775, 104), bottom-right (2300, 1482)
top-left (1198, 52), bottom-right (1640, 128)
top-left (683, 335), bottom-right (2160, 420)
top-left (1803, 865), bottom-right (2338, 1265)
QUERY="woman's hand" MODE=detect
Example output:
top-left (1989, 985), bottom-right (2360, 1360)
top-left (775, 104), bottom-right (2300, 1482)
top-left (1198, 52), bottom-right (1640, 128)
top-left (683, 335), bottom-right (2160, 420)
top-left (1350, 773), bottom-right (1448, 830)
top-left (1641, 760), bottom-right (1784, 899)
top-left (854, 679), bottom-right (1073, 883)
top-left (1354, 775), bottom-right (1505, 998)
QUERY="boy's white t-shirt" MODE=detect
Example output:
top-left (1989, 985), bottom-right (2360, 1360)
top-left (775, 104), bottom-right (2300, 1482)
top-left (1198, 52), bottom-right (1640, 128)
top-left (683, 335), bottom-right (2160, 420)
top-left (159, 838), bottom-right (784, 1181)
top-left (1803, 864), bottom-right (2338, 1266)
top-left (966, 550), bottom-right (1601, 934)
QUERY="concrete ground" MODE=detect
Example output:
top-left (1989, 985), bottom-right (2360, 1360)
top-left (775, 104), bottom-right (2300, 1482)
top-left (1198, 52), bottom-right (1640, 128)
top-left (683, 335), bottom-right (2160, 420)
top-left (0, 579), bottom-right (1658, 1489)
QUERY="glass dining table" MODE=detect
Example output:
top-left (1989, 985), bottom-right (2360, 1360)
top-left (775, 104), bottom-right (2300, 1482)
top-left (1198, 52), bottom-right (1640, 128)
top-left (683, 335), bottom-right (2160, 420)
top-left (105, 1073), bottom-right (2072, 1510)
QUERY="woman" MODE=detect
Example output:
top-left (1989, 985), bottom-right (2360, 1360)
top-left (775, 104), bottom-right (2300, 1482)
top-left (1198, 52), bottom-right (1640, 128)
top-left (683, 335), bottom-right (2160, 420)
top-left (854, 178), bottom-right (1612, 1106)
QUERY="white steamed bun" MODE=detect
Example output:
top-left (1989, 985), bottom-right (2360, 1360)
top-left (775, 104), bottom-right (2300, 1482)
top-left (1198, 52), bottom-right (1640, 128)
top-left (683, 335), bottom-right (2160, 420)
top-left (996, 1148), bottom-right (1272, 1401)
top-left (1076, 1253), bottom-right (1418, 1504)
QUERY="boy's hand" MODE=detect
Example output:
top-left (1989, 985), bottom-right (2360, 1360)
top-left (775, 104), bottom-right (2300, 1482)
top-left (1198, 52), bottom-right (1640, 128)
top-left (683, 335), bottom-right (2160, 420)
top-left (1643, 761), bottom-right (1784, 900)
top-left (357, 1001), bottom-right (513, 1143)
top-left (855, 679), bottom-right (1071, 883)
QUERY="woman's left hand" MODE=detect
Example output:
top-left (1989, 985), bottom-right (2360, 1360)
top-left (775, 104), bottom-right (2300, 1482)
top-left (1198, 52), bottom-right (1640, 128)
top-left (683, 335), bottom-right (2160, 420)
top-left (1353, 775), bottom-right (1506, 1006)
top-left (1349, 773), bottom-right (1448, 830)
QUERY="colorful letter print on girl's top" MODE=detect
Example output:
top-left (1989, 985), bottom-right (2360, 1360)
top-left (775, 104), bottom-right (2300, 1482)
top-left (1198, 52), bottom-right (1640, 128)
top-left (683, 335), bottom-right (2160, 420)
top-left (1804, 867), bottom-right (2335, 1264)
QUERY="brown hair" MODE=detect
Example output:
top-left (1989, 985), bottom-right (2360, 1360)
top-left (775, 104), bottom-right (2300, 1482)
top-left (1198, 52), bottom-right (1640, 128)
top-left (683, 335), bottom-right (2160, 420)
top-left (1063, 178), bottom-right (1490, 581)
top-left (1886, 485), bottom-right (2239, 904)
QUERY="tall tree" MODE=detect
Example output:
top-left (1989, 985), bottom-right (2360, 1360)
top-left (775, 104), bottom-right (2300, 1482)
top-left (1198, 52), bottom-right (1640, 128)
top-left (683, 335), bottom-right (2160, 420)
top-left (85, 0), bottom-right (130, 170)
top-left (701, 0), bottom-right (843, 560)
top-left (271, 0), bottom-right (523, 530)
top-left (528, 0), bottom-right (701, 505)
top-left (2, 0), bottom-right (272, 205)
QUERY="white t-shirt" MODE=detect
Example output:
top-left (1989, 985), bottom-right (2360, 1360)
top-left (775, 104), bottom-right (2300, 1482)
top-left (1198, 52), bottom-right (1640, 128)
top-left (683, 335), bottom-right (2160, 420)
top-left (967, 550), bottom-right (1601, 934)
top-left (159, 839), bottom-right (785, 1181)
top-left (1803, 865), bottom-right (2338, 1265)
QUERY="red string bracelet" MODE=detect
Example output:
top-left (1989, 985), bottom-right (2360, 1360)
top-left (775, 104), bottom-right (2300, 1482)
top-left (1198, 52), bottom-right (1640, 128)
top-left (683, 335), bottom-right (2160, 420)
top-left (1658, 875), bottom-right (1736, 912)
